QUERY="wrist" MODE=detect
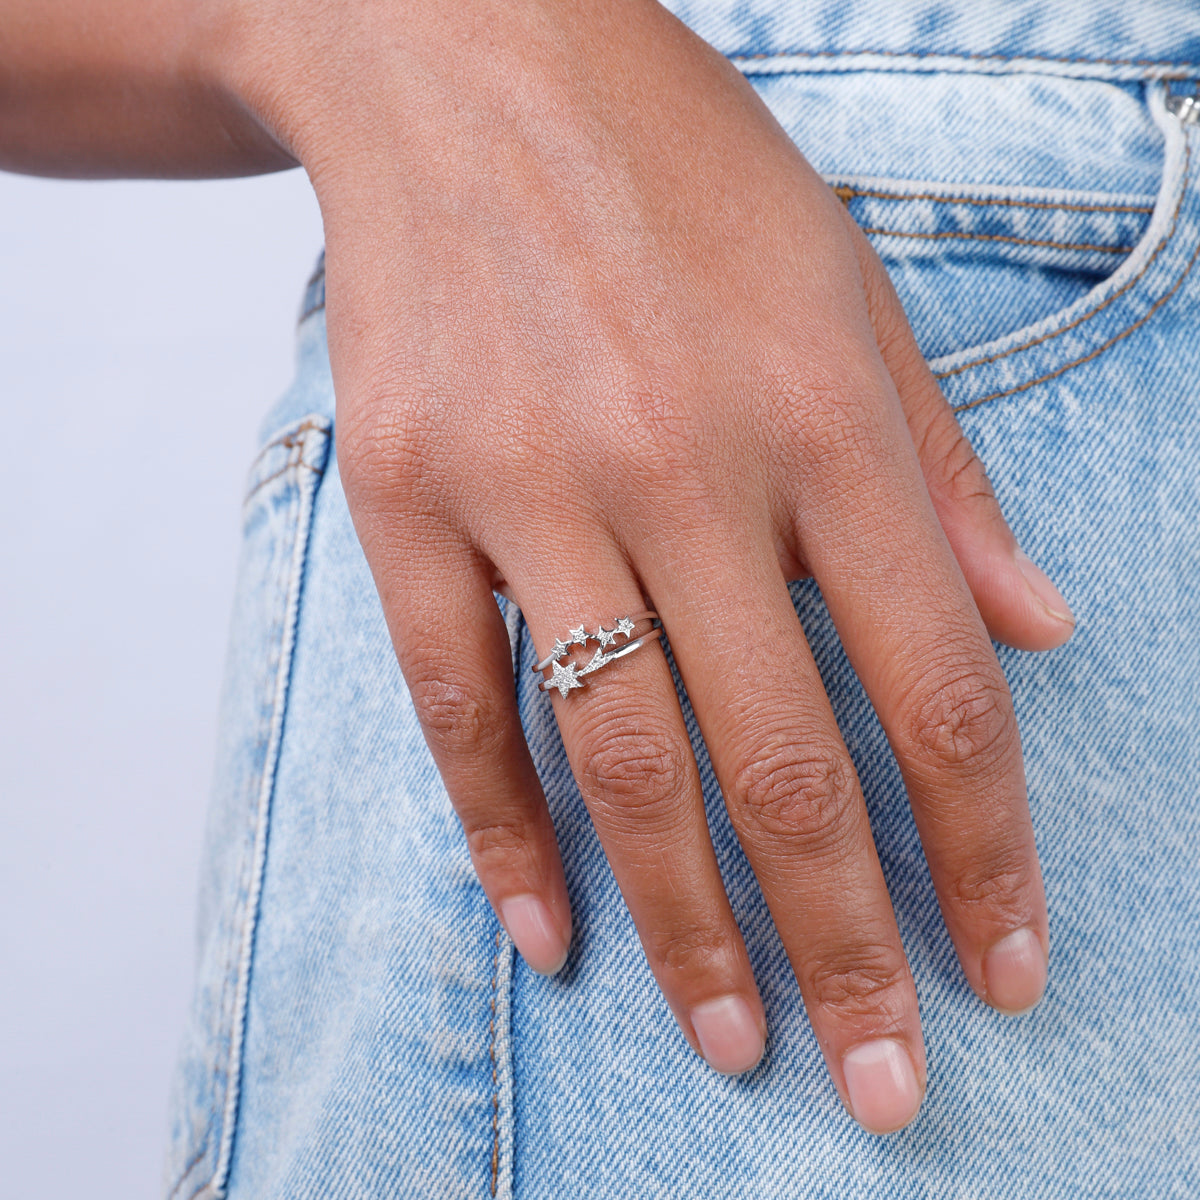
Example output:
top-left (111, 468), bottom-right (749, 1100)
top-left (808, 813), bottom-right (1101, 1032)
top-left (201, 0), bottom-right (689, 197)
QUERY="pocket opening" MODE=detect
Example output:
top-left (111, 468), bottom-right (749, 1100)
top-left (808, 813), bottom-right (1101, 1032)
top-left (833, 175), bottom-right (1160, 362)
top-left (921, 83), bottom-right (1200, 411)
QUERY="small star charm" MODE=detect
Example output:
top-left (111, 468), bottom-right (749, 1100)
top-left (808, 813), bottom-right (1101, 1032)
top-left (547, 658), bottom-right (585, 698)
top-left (614, 615), bottom-right (636, 638)
top-left (550, 638), bottom-right (571, 660)
top-left (595, 624), bottom-right (617, 648)
top-left (568, 625), bottom-right (590, 647)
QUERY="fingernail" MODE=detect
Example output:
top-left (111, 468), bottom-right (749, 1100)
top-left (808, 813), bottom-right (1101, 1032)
top-left (983, 927), bottom-right (1048, 1015)
top-left (691, 995), bottom-right (764, 1075)
top-left (842, 1039), bottom-right (922, 1134)
top-left (499, 894), bottom-right (568, 976)
top-left (1015, 549), bottom-right (1074, 625)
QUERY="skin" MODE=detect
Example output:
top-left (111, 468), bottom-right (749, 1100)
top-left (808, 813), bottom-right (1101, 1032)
top-left (2, 0), bottom-right (1075, 1133)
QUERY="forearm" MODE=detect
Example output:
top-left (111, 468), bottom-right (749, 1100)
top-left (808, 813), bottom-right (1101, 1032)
top-left (0, 0), bottom-right (693, 187)
top-left (0, 0), bottom-right (291, 178)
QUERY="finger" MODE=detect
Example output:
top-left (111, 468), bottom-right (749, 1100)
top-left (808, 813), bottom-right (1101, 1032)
top-left (632, 522), bottom-right (927, 1135)
top-left (360, 517), bottom-right (572, 975)
top-left (841, 206), bottom-right (1075, 652)
top-left (504, 531), bottom-right (767, 1076)
top-left (790, 369), bottom-right (1051, 1018)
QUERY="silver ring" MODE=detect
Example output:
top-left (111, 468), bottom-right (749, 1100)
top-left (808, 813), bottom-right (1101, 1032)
top-left (533, 610), bottom-right (664, 697)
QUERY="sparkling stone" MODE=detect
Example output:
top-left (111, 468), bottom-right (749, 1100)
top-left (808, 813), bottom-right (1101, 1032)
top-left (615, 615), bottom-right (636, 638)
top-left (595, 624), bottom-right (617, 648)
top-left (550, 638), bottom-right (571, 660)
top-left (569, 625), bottom-right (590, 647)
top-left (548, 659), bottom-right (584, 697)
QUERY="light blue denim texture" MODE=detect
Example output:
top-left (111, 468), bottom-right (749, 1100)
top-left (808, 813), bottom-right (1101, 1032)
top-left (165, 3), bottom-right (1200, 1197)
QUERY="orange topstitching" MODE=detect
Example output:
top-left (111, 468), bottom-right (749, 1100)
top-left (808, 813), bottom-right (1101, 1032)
top-left (934, 137), bottom-right (1193, 382)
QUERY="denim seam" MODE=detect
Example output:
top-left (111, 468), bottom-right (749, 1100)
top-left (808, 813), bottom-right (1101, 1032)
top-left (935, 135), bottom-right (1192, 383)
top-left (733, 47), bottom-right (1200, 73)
top-left (243, 460), bottom-right (323, 504)
top-left (951, 226), bottom-right (1200, 412)
top-left (243, 420), bottom-right (330, 503)
top-left (859, 226), bottom-right (1132, 254)
top-left (163, 462), bottom-right (304, 1200)
top-left (833, 184), bottom-right (1155, 214)
top-left (199, 418), bottom-right (331, 1200)
top-left (162, 462), bottom-right (305, 1200)
top-left (486, 596), bottom-right (523, 1200)
top-left (198, 427), bottom-right (330, 1199)
top-left (165, 1137), bottom-right (211, 1200)
top-left (205, 481), bottom-right (305, 1200)
top-left (489, 929), bottom-right (502, 1197)
top-left (249, 418), bottom-right (329, 462)
top-left (492, 936), bottom-right (515, 1200)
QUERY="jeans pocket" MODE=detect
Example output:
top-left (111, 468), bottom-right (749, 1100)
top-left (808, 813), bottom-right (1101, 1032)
top-left (163, 415), bottom-right (332, 1200)
top-left (913, 85), bottom-right (1200, 413)
top-left (751, 67), bottom-right (1200, 416)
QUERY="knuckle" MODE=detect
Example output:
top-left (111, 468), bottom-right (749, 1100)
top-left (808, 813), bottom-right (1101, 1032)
top-left (577, 711), bottom-right (691, 822)
top-left (648, 925), bottom-right (736, 977)
top-left (337, 389), bottom-right (440, 512)
top-left (409, 671), bottom-right (505, 759)
top-left (599, 382), bottom-right (707, 490)
top-left (462, 819), bottom-right (531, 869)
top-left (905, 665), bottom-right (1018, 773)
top-left (807, 949), bottom-right (911, 1024)
top-left (917, 419), bottom-right (997, 506)
top-left (944, 860), bottom-right (1032, 925)
top-left (760, 350), bottom-right (877, 413)
top-left (762, 365), bottom-right (887, 477)
top-left (731, 742), bottom-right (858, 857)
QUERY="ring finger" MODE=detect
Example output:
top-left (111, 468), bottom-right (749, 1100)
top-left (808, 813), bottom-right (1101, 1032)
top-left (504, 531), bottom-right (768, 1076)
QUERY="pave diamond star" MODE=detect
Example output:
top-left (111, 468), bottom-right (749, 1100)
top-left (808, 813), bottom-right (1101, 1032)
top-left (547, 658), bottom-right (585, 698)
top-left (595, 624), bottom-right (617, 648)
top-left (614, 615), bottom-right (636, 638)
top-left (568, 625), bottom-right (590, 647)
top-left (550, 638), bottom-right (571, 660)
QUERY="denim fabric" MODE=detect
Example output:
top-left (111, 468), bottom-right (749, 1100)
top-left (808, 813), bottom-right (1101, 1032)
top-left (166, 3), bottom-right (1200, 1197)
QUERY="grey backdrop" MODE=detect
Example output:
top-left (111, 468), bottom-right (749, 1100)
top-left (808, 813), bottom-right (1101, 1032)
top-left (0, 169), bottom-right (324, 1199)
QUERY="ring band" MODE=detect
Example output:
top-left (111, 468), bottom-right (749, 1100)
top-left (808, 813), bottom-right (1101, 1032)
top-left (533, 610), bottom-right (664, 697)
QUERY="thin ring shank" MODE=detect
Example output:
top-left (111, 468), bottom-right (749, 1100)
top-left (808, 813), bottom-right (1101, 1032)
top-left (586, 626), bottom-right (664, 668)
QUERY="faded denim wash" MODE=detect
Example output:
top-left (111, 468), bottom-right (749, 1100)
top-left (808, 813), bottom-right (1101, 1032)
top-left (166, 2), bottom-right (1200, 1196)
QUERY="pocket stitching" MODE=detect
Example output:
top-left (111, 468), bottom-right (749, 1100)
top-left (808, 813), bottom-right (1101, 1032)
top-left (860, 225), bottom-right (1134, 254)
top-left (165, 478), bottom-right (308, 1200)
top-left (933, 136), bottom-right (1192, 384)
top-left (735, 48), bottom-right (1200, 75)
top-left (951, 228), bottom-right (1200, 413)
top-left (834, 184), bottom-right (1155, 215)
top-left (165, 415), bottom-right (332, 1200)
top-left (488, 927), bottom-right (503, 1197)
top-left (209, 420), bottom-right (330, 1197)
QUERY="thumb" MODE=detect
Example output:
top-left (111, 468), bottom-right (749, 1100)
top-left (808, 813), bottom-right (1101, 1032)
top-left (842, 206), bottom-right (1075, 652)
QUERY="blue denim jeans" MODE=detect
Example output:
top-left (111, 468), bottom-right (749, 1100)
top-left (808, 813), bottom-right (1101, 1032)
top-left (165, 3), bottom-right (1200, 1196)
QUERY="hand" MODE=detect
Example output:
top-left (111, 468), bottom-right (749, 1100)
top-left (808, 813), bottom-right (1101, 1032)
top-left (221, 0), bottom-right (1074, 1133)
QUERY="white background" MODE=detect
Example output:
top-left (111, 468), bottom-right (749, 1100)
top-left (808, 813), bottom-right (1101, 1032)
top-left (0, 169), bottom-right (324, 1199)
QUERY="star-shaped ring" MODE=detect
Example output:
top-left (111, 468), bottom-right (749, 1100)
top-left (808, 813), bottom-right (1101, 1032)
top-left (533, 610), bottom-right (664, 695)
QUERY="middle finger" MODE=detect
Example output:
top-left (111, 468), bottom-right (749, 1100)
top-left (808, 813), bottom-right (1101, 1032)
top-left (636, 520), bottom-right (928, 1134)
